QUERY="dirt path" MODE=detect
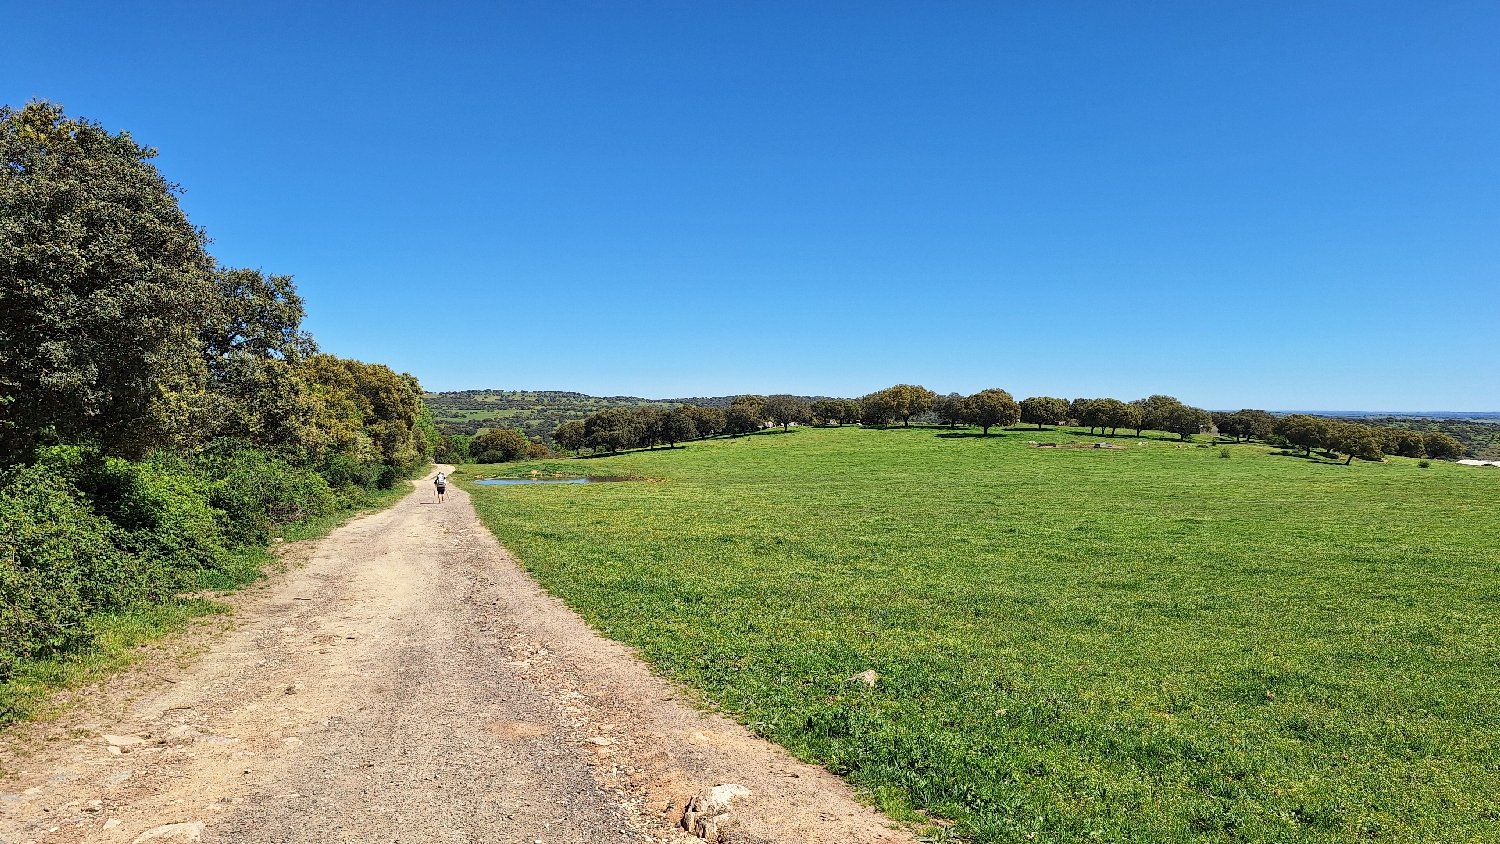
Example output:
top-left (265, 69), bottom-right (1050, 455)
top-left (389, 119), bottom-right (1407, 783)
top-left (1, 468), bottom-right (912, 844)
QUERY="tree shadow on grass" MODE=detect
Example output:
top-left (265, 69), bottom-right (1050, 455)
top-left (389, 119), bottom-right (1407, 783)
top-left (1268, 450), bottom-right (1347, 466)
top-left (935, 431), bottom-right (1005, 439)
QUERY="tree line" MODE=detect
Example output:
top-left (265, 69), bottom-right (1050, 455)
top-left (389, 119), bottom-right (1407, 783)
top-left (1266, 415), bottom-right (1461, 463)
top-left (0, 102), bottom-right (433, 693)
top-left (514, 383), bottom-right (1463, 464)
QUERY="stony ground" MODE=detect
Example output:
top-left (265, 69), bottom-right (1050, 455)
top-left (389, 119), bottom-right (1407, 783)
top-left (0, 469), bottom-right (912, 844)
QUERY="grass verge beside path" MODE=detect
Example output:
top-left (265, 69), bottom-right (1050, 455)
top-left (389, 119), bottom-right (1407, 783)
top-left (0, 481), bottom-right (413, 728)
top-left (462, 428), bottom-right (1500, 843)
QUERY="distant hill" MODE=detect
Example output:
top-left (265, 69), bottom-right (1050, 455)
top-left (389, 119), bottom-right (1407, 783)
top-left (423, 390), bottom-right (828, 441)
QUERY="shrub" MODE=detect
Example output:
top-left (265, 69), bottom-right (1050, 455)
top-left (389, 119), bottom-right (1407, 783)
top-left (192, 443), bottom-right (334, 545)
top-left (1219, 448), bottom-right (1231, 458)
top-left (471, 428), bottom-right (530, 462)
top-left (1419, 460), bottom-right (1431, 469)
top-left (0, 464), bottom-right (149, 680)
top-left (33, 447), bottom-right (229, 576)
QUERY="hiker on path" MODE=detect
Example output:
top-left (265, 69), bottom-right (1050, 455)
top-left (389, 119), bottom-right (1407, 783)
top-left (434, 471), bottom-right (447, 503)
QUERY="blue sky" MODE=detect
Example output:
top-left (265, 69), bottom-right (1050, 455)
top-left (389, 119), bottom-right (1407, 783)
top-left (4, 2), bottom-right (1497, 409)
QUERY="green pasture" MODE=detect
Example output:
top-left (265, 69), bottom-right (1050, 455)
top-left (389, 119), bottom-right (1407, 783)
top-left (459, 427), bottom-right (1500, 843)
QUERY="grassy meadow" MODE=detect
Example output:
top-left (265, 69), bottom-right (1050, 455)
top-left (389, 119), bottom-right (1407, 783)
top-left (458, 426), bottom-right (1500, 843)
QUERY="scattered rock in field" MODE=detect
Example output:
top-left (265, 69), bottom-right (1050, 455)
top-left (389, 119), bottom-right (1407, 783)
top-left (104, 734), bottom-right (146, 748)
top-left (131, 821), bottom-right (205, 842)
top-left (848, 669), bottom-right (879, 687)
top-left (681, 783), bottom-right (750, 841)
top-left (104, 818), bottom-right (122, 829)
top-left (164, 725), bottom-right (200, 746)
top-left (585, 736), bottom-right (614, 746)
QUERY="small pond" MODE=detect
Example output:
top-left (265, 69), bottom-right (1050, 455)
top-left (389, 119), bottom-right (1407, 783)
top-left (473, 477), bottom-right (625, 485)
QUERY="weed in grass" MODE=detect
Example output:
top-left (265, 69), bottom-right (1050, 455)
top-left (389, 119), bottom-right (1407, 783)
top-left (465, 427), bottom-right (1500, 843)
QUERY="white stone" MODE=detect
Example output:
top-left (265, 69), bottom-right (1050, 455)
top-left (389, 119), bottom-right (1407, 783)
top-left (164, 725), bottom-right (200, 746)
top-left (104, 734), bottom-right (145, 747)
top-left (132, 821), bottom-right (205, 843)
top-left (681, 784), bottom-right (750, 841)
top-left (848, 669), bottom-right (879, 686)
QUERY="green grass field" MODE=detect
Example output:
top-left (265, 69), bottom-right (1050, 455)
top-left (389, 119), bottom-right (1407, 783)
top-left (458, 427), bottom-right (1500, 843)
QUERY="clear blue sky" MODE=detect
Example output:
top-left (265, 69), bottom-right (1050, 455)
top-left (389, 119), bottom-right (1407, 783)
top-left (4, 2), bottom-right (1497, 409)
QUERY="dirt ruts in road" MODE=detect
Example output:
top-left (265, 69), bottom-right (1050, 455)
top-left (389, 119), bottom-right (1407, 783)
top-left (0, 469), bottom-right (912, 844)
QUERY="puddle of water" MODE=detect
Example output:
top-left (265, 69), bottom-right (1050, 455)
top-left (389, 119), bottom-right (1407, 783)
top-left (473, 477), bottom-right (625, 485)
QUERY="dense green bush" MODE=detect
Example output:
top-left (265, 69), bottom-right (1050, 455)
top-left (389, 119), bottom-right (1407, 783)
top-left (192, 442), bottom-right (335, 546)
top-left (0, 462), bottom-right (151, 680)
top-left (0, 443), bottom-right (364, 685)
top-left (33, 447), bottom-right (230, 575)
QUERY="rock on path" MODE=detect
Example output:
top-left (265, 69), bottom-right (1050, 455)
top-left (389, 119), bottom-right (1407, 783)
top-left (0, 468), bottom-right (912, 844)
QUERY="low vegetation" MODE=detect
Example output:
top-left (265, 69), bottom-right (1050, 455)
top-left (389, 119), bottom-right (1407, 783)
top-left (464, 426), bottom-right (1500, 843)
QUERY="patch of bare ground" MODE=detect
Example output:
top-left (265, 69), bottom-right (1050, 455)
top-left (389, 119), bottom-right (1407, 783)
top-left (0, 469), bottom-right (913, 844)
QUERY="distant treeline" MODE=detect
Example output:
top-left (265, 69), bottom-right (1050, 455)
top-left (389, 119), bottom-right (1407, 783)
top-left (421, 389), bottom-right (824, 443)
top-left (479, 385), bottom-right (1466, 465)
top-left (1332, 416), bottom-right (1499, 460)
top-left (1, 102), bottom-right (433, 694)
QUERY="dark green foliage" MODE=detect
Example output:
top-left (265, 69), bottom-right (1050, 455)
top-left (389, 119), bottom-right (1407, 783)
top-left (551, 420), bottom-right (587, 453)
top-left (1344, 416), bottom-right (1499, 459)
top-left (561, 404), bottom-right (727, 453)
top-left (1161, 403), bottom-right (1211, 440)
top-left (432, 432), bottom-right (472, 463)
top-left (1423, 432), bottom-right (1464, 460)
top-left (662, 407), bottom-right (699, 446)
top-left (811, 398), bottom-right (862, 426)
top-left (1077, 397), bottom-right (1135, 435)
top-left (932, 393), bottom-right (966, 428)
top-left (0, 101), bottom-right (217, 461)
top-left (863, 385), bottom-right (935, 427)
top-left (680, 405), bottom-right (726, 438)
top-left (0, 103), bottom-right (426, 703)
top-left (0, 463), bottom-right (141, 681)
top-left (960, 389), bottom-right (1020, 435)
top-left (583, 407), bottom-right (644, 452)
top-left (198, 268), bottom-right (318, 452)
top-left (1134, 394), bottom-right (1183, 435)
top-left (190, 442), bottom-right (334, 545)
top-left (1019, 396), bottom-right (1069, 429)
top-left (0, 443), bottom-right (336, 688)
top-left (762, 394), bottom-right (812, 432)
top-left (1329, 423), bottom-right (1384, 464)
top-left (470, 427), bottom-right (531, 462)
top-left (632, 405), bottom-right (669, 448)
top-left (1213, 409), bottom-right (1276, 442)
top-left (1274, 414), bottom-right (1330, 457)
top-left (725, 403), bottom-right (763, 436)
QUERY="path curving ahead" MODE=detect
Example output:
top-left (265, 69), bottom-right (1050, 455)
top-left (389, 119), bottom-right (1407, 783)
top-left (1, 468), bottom-right (911, 844)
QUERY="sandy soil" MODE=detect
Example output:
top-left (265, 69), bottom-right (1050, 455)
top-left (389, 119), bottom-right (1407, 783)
top-left (0, 468), bottom-right (913, 844)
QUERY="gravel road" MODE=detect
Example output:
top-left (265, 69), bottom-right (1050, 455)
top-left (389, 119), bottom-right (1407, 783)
top-left (1, 469), bottom-right (913, 844)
